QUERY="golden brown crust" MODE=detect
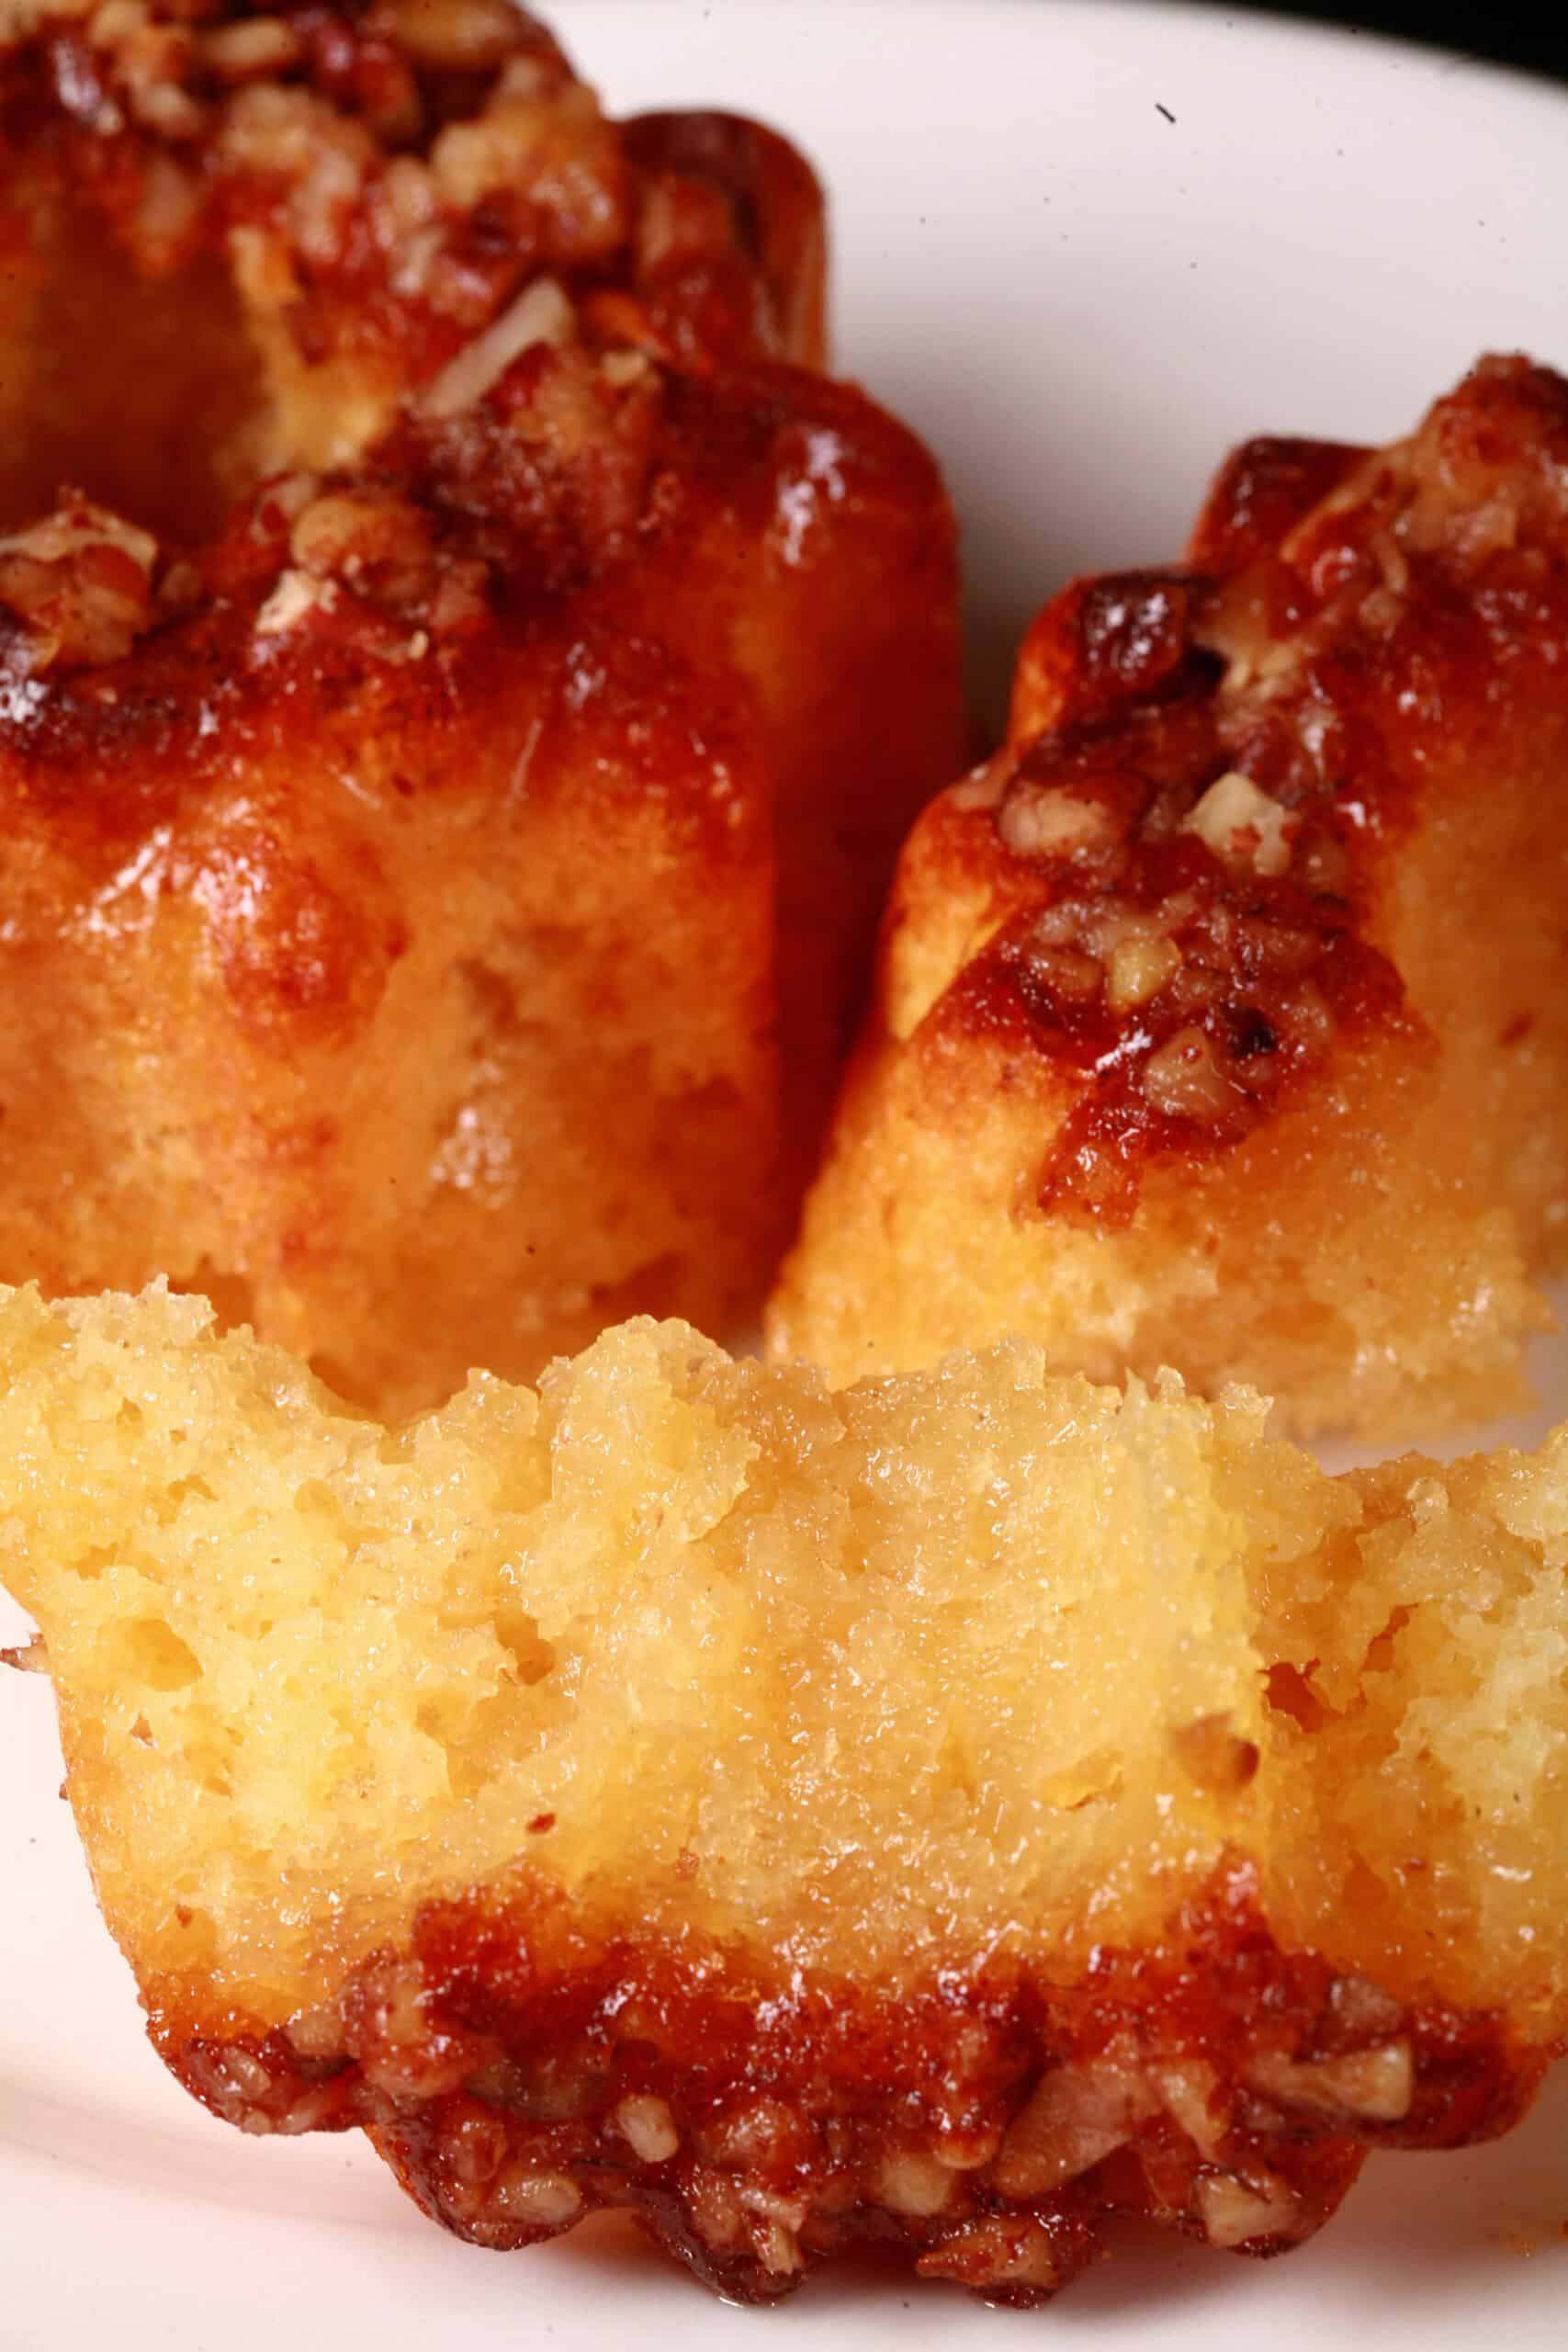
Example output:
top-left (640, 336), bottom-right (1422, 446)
top-left (0, 3), bottom-right (964, 1408)
top-left (924, 689), bottom-right (1413, 1225)
top-left (772, 357), bottom-right (1568, 1430)
top-left (971, 356), bottom-right (1568, 1211)
top-left (0, 350), bottom-right (942, 755)
top-left (619, 108), bottom-right (828, 376)
top-left (148, 1860), bottom-right (1550, 2306)
top-left (0, 0), bottom-right (822, 413)
top-left (1182, 435), bottom-right (1363, 577)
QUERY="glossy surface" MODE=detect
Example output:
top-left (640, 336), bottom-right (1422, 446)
top-left (0, 0), bottom-right (964, 1409)
top-left (5, 3), bottom-right (1568, 2346)
top-left (1, 1286), bottom-right (1564, 2307)
top-left (770, 359), bottom-right (1568, 1433)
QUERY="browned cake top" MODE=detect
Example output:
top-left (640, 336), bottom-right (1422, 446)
top-left (0, 0), bottom-right (952, 1037)
top-left (0, 0), bottom-right (845, 767)
top-left (0, 0), bottom-right (953, 999)
top-left (0, 0), bottom-right (819, 384)
top-left (914, 356), bottom-right (1568, 1221)
top-left (0, 355), bottom-right (930, 824)
top-left (0, 371), bottom-right (761, 1059)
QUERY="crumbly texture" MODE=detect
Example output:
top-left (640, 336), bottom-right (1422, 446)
top-left (2, 1283), bottom-right (1563, 2303)
top-left (770, 357), bottom-right (1568, 1437)
top-left (0, 1), bottom-right (964, 1411)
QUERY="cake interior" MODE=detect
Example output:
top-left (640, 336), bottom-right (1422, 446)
top-left (0, 172), bottom-right (283, 544)
top-left (1, 1283), bottom-right (1563, 2045)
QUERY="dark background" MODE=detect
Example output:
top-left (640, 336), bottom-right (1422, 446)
top-left (1259, 4), bottom-right (1568, 80)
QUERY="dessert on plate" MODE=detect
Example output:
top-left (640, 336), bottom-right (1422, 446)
top-left (770, 356), bottom-right (1568, 1439)
top-left (2, 1281), bottom-right (1562, 2305)
top-left (0, 0), bottom-right (964, 1413)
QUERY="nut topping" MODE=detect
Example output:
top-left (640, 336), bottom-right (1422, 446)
top-left (390, 0), bottom-right (523, 71)
top-left (1245, 2039), bottom-right (1415, 2126)
top-left (197, 16), bottom-right (303, 81)
top-left (1195, 2169), bottom-right (1303, 2249)
top-left (1181, 770), bottom-right (1298, 877)
top-left (999, 785), bottom-right (1119, 861)
top-left (611, 2093), bottom-right (680, 2164)
top-left (420, 276), bottom-right (576, 418)
top-left (0, 500), bottom-right (159, 672)
top-left (1140, 1025), bottom-right (1246, 1123)
top-left (992, 2046), bottom-right (1158, 2198)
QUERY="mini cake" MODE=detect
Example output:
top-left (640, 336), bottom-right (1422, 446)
top-left (770, 357), bottom-right (1568, 1437)
top-left (2, 1281), bottom-right (1563, 2304)
top-left (0, 0), bottom-right (964, 1412)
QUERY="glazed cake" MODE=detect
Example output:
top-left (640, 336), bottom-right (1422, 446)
top-left (770, 357), bottom-right (1568, 1438)
top-left (2, 1281), bottom-right (1563, 2303)
top-left (0, 0), bottom-right (964, 1411)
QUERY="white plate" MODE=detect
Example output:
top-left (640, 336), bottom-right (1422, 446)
top-left (5, 3), bottom-right (1568, 2344)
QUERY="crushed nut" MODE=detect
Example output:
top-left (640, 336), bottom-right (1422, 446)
top-left (686, 2165), bottom-right (746, 2254)
top-left (1, 503), bottom-right (156, 574)
top-left (1181, 770), bottom-right (1297, 877)
top-left (736, 2182), bottom-right (809, 2233)
top-left (288, 489), bottom-right (435, 616)
top-left (375, 153), bottom-right (440, 242)
top-left (438, 2101), bottom-right (509, 2188)
top-left (701, 2096), bottom-right (806, 2171)
top-left (251, 474), bottom-right (321, 540)
top-left (89, 0), bottom-right (203, 137)
top-left (599, 347), bottom-right (654, 390)
top-left (421, 276), bottom-right (576, 418)
top-left (254, 568), bottom-right (339, 638)
top-left (611, 2093), bottom-right (680, 2164)
top-left (284, 1999), bottom-right (344, 2060)
top-left (0, 1635), bottom-right (50, 1674)
top-left (1245, 2039), bottom-right (1414, 2126)
top-left (392, 0), bottom-right (524, 70)
top-left (220, 85), bottom-right (372, 269)
top-left (999, 786), bottom-right (1119, 861)
top-left (1151, 2059), bottom-right (1230, 2162)
top-left (1028, 944), bottom-right (1102, 1001)
top-left (933, 2123), bottom-right (1001, 2171)
top-left (1328, 1976), bottom-right (1406, 2041)
top-left (917, 2215), bottom-right (1066, 2294)
top-left (489, 2165), bottom-right (583, 2228)
top-left (755, 2220), bottom-right (803, 2276)
top-left (135, 150), bottom-right (202, 255)
top-left (875, 2147), bottom-right (955, 2218)
top-left (1195, 2168), bottom-right (1302, 2249)
top-left (0, 500), bottom-right (158, 671)
top-left (425, 560), bottom-right (491, 637)
top-left (992, 2048), bottom-right (1158, 2198)
top-left (198, 17), bottom-right (304, 80)
top-left (1107, 931), bottom-right (1182, 1012)
top-left (1141, 1025), bottom-right (1246, 1122)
